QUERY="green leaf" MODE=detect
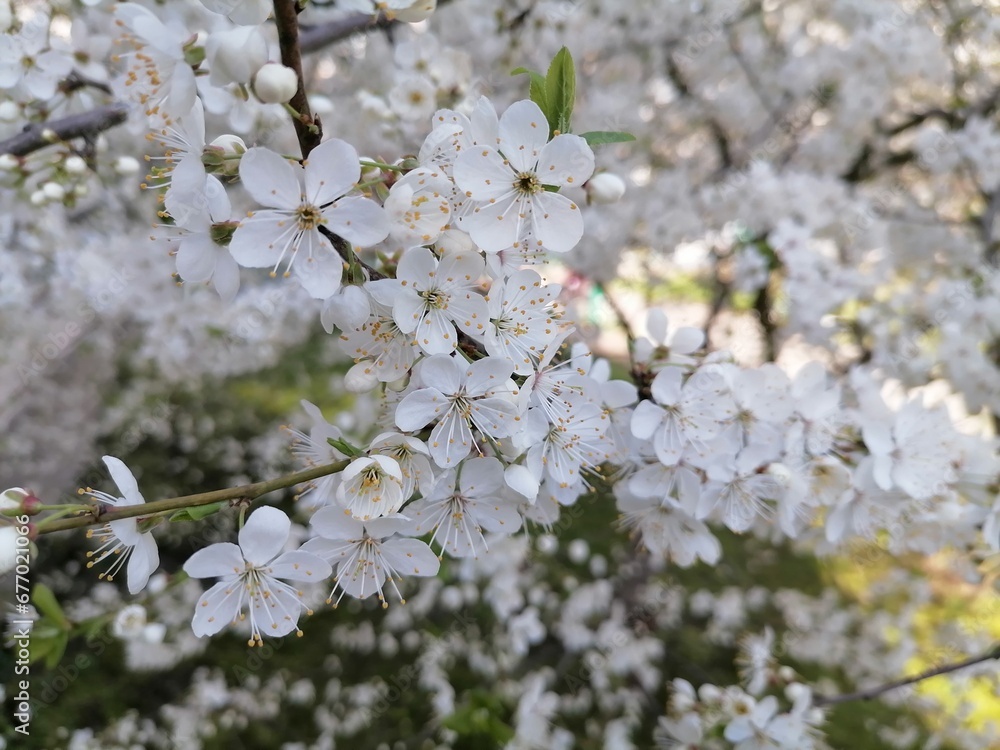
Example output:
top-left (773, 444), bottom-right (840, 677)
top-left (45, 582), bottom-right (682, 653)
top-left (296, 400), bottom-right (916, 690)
top-left (511, 66), bottom-right (549, 121)
top-left (32, 583), bottom-right (70, 631)
top-left (327, 436), bottom-right (362, 457)
top-left (170, 502), bottom-right (226, 522)
top-left (578, 131), bottom-right (637, 146)
top-left (545, 46), bottom-right (576, 134)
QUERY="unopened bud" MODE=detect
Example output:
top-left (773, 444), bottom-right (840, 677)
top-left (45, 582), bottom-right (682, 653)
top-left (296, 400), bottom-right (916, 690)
top-left (42, 182), bottom-right (65, 201)
top-left (65, 155), bottom-right (88, 174)
top-left (115, 156), bottom-right (141, 175)
top-left (344, 362), bottom-right (380, 393)
top-left (252, 63), bottom-right (299, 105)
top-left (585, 172), bottom-right (626, 204)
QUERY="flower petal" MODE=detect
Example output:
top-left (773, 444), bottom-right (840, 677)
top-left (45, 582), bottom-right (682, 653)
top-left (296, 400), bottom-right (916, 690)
top-left (239, 506), bottom-right (290, 566)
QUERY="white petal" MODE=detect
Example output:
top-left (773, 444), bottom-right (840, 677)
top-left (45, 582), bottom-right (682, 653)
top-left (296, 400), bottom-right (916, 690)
top-left (184, 542), bottom-right (245, 579)
top-left (103, 456), bottom-right (143, 505)
top-left (453, 147), bottom-right (516, 200)
top-left (396, 387), bottom-right (448, 431)
top-left (268, 550), bottom-right (332, 581)
top-left (380, 537), bottom-right (440, 577)
top-left (229, 211), bottom-right (299, 268)
top-left (535, 134), bottom-right (594, 188)
top-left (323, 196), bottom-right (390, 248)
top-left (126, 533), bottom-right (158, 595)
top-left (192, 580), bottom-right (244, 637)
top-left (305, 138), bottom-right (360, 205)
top-left (239, 506), bottom-right (290, 566)
top-left (498, 100), bottom-right (549, 173)
top-left (239, 147), bottom-right (302, 210)
top-left (531, 192), bottom-right (584, 254)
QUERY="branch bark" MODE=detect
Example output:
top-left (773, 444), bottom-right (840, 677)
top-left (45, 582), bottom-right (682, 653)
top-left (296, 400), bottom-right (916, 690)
top-left (813, 644), bottom-right (1000, 707)
top-left (0, 102), bottom-right (130, 157)
top-left (274, 0), bottom-right (323, 158)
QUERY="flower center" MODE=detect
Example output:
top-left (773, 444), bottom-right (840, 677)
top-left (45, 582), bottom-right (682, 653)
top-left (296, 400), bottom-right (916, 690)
top-left (420, 289), bottom-right (448, 309)
top-left (513, 171), bottom-right (542, 196)
top-left (295, 203), bottom-right (324, 231)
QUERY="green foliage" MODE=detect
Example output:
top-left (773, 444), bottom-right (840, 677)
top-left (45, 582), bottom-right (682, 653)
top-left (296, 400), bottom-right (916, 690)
top-left (513, 46), bottom-right (576, 134)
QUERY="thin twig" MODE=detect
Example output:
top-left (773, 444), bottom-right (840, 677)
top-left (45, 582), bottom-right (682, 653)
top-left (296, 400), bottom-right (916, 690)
top-left (37, 460), bottom-right (350, 534)
top-left (0, 102), bottom-right (130, 157)
top-left (813, 644), bottom-right (1000, 707)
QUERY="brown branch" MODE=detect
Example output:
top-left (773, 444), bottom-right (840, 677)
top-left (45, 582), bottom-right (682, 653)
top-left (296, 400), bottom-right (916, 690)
top-left (813, 644), bottom-right (1000, 707)
top-left (274, 0), bottom-right (322, 158)
top-left (0, 102), bottom-right (130, 158)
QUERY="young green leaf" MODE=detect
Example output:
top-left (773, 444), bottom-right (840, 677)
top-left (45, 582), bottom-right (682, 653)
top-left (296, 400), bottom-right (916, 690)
top-left (511, 66), bottom-right (550, 122)
top-left (170, 502), bottom-right (226, 522)
top-left (579, 131), bottom-right (637, 146)
top-left (32, 583), bottom-right (70, 631)
top-left (545, 46), bottom-right (576, 134)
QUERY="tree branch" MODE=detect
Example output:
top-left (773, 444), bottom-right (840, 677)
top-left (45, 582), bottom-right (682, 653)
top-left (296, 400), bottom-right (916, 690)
top-left (37, 459), bottom-right (349, 534)
top-left (274, 0), bottom-right (323, 158)
top-left (813, 644), bottom-right (1000, 707)
top-left (0, 102), bottom-right (130, 158)
top-left (299, 11), bottom-right (393, 53)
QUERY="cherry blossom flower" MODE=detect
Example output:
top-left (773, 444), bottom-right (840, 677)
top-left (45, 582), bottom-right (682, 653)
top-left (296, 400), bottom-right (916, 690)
top-left (395, 354), bottom-right (521, 467)
top-left (453, 99), bottom-right (594, 255)
top-left (183, 506), bottom-right (331, 645)
top-left (336, 455), bottom-right (406, 521)
top-left (398, 457), bottom-right (522, 557)
top-left (285, 400), bottom-right (349, 510)
top-left (302, 512), bottom-right (439, 607)
top-left (484, 269), bottom-right (566, 375)
top-left (164, 175), bottom-right (240, 302)
top-left (81, 456), bottom-right (159, 595)
top-left (367, 246), bottom-right (488, 355)
top-left (0, 14), bottom-right (72, 102)
top-left (230, 138), bottom-right (389, 299)
top-left (338, 300), bottom-right (419, 382)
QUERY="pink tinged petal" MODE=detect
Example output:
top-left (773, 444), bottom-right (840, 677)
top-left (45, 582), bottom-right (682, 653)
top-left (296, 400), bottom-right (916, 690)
top-left (127, 533), bottom-right (158, 595)
top-left (184, 542), bottom-right (246, 578)
top-left (323, 196), bottom-right (390, 248)
top-left (531, 191), bottom-right (584, 254)
top-left (239, 147), bottom-right (303, 210)
top-left (268, 550), bottom-right (332, 581)
top-left (192, 579), bottom-right (244, 637)
top-left (536, 134), bottom-right (594, 188)
top-left (454, 148), bottom-right (517, 201)
top-left (631, 400), bottom-right (666, 440)
top-left (239, 506), bottom-right (291, 566)
top-left (651, 367), bottom-right (684, 405)
top-left (379, 538), bottom-right (440, 577)
top-left (103, 456), bottom-right (143, 505)
top-left (498, 100), bottom-right (549, 173)
top-left (464, 193), bottom-right (524, 253)
top-left (229, 210), bottom-right (299, 268)
top-left (418, 354), bottom-right (463, 394)
top-left (305, 138), bottom-right (361, 205)
top-left (396, 387), bottom-right (448, 431)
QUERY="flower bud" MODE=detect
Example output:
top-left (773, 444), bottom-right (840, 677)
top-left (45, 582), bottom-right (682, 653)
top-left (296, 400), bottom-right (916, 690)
top-left (65, 155), bottom-right (88, 174)
top-left (206, 26), bottom-right (268, 87)
top-left (0, 153), bottom-right (18, 170)
top-left (208, 134), bottom-right (247, 175)
top-left (115, 155), bottom-right (141, 175)
top-left (396, 0), bottom-right (437, 22)
top-left (585, 172), bottom-right (626, 204)
top-left (252, 63), bottom-right (299, 104)
top-left (344, 362), bottom-right (380, 393)
top-left (42, 182), bottom-right (66, 201)
top-left (0, 100), bottom-right (20, 122)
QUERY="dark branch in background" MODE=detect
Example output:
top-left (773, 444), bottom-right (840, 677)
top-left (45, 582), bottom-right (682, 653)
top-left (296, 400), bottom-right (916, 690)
top-left (299, 11), bottom-right (393, 52)
top-left (752, 280), bottom-right (777, 362)
top-left (813, 644), bottom-right (1000, 707)
top-left (274, 0), bottom-right (323, 158)
top-left (0, 101), bottom-right (129, 157)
